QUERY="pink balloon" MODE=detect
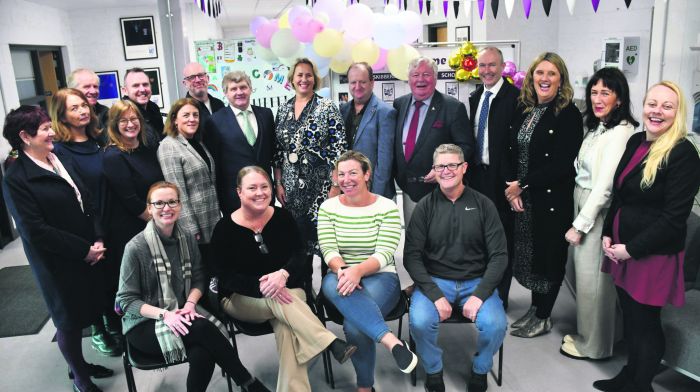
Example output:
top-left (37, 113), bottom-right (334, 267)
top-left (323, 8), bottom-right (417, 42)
top-left (288, 5), bottom-right (311, 24)
top-left (513, 71), bottom-right (526, 89)
top-left (292, 15), bottom-right (324, 43)
top-left (372, 49), bottom-right (388, 71)
top-left (250, 16), bottom-right (268, 36)
top-left (502, 61), bottom-right (517, 78)
top-left (256, 20), bottom-right (279, 49)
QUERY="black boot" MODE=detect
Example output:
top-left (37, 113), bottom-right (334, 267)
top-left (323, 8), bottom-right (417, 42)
top-left (424, 370), bottom-right (445, 392)
top-left (593, 366), bottom-right (631, 392)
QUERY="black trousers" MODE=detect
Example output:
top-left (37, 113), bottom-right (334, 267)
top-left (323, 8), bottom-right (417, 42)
top-left (617, 286), bottom-right (664, 389)
top-left (126, 318), bottom-right (251, 392)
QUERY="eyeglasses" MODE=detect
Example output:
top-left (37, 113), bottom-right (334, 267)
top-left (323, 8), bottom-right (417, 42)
top-left (149, 199), bottom-right (181, 209)
top-left (118, 117), bottom-right (140, 126)
top-left (431, 162), bottom-right (464, 172)
top-left (254, 233), bottom-right (269, 254)
top-left (184, 73), bottom-right (207, 82)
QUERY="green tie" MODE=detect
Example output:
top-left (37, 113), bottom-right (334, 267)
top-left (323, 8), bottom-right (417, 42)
top-left (240, 110), bottom-right (256, 146)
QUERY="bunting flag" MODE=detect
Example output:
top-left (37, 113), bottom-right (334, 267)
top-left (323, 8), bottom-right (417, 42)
top-left (443, 1), bottom-right (448, 17)
top-left (464, 0), bottom-right (471, 17)
top-left (427, 1), bottom-right (432, 15)
top-left (505, 0), bottom-right (515, 18)
top-left (625, 0), bottom-right (632, 7)
top-left (543, 0), bottom-right (552, 16)
top-left (523, 0), bottom-right (532, 19)
top-left (491, 0), bottom-right (499, 18)
top-left (418, 0), bottom-right (424, 13)
top-left (454, 1), bottom-right (459, 18)
top-left (478, 0), bottom-right (485, 19)
top-left (404, 0), bottom-right (407, 11)
top-left (566, 0), bottom-right (576, 14)
top-left (592, 0), bottom-right (600, 12)
top-left (200, 0), bottom-right (204, 12)
top-left (207, 0), bottom-right (211, 16)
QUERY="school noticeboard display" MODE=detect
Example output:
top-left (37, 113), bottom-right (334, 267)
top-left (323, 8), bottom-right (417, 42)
top-left (194, 39), bottom-right (295, 113)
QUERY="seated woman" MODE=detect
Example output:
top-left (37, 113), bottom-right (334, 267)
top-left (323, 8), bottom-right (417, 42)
top-left (319, 151), bottom-right (418, 392)
top-left (116, 181), bottom-right (270, 392)
top-left (212, 165), bottom-right (356, 392)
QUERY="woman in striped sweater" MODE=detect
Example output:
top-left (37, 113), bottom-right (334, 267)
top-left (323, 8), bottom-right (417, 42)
top-left (319, 151), bottom-right (418, 392)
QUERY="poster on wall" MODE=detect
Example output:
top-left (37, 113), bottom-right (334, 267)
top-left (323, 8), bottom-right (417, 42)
top-left (120, 16), bottom-right (158, 61)
top-left (143, 67), bottom-right (163, 109)
top-left (194, 39), bottom-right (295, 113)
top-left (96, 70), bottom-right (121, 107)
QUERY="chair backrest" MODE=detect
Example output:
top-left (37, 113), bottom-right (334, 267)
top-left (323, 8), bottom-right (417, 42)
top-left (685, 212), bottom-right (700, 290)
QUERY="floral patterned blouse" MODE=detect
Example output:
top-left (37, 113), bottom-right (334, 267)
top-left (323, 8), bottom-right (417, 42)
top-left (273, 94), bottom-right (347, 229)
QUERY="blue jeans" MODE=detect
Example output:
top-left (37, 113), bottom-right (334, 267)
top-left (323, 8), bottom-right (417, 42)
top-left (321, 272), bottom-right (400, 388)
top-left (409, 276), bottom-right (507, 375)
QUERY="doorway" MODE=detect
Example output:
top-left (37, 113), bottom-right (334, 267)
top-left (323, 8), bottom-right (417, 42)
top-left (10, 45), bottom-right (67, 111)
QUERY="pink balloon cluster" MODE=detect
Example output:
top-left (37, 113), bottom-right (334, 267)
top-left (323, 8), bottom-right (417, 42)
top-left (501, 60), bottom-right (526, 89)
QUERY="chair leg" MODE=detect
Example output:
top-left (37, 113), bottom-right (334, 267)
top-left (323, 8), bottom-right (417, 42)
top-left (397, 316), bottom-right (403, 340)
top-left (123, 353), bottom-right (137, 392)
top-left (409, 335), bottom-right (417, 386)
top-left (327, 350), bottom-right (335, 389)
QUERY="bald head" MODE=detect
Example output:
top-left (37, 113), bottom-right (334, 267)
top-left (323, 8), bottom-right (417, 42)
top-left (68, 69), bottom-right (100, 106)
top-left (182, 62), bottom-right (209, 101)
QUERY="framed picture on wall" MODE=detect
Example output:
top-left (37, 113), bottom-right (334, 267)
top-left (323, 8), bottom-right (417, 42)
top-left (455, 26), bottom-right (471, 42)
top-left (382, 83), bottom-right (395, 103)
top-left (143, 67), bottom-right (163, 108)
top-left (120, 16), bottom-right (158, 60)
top-left (95, 71), bottom-right (120, 100)
top-left (444, 82), bottom-right (459, 100)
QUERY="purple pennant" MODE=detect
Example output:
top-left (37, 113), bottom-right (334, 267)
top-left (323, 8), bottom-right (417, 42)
top-left (523, 0), bottom-right (532, 18)
top-left (453, 1), bottom-right (459, 18)
top-left (443, 1), bottom-right (448, 17)
top-left (478, 0), bottom-right (484, 19)
top-left (200, 0), bottom-right (204, 12)
top-left (418, 0), bottom-right (423, 14)
top-left (592, 0), bottom-right (600, 12)
top-left (542, 0), bottom-right (552, 16)
top-left (625, 0), bottom-right (632, 7)
top-left (491, 0), bottom-right (498, 18)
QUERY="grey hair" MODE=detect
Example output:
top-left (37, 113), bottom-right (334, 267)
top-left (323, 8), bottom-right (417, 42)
top-left (477, 47), bottom-right (504, 64)
top-left (222, 70), bottom-right (252, 90)
top-left (408, 56), bottom-right (438, 76)
top-left (432, 143), bottom-right (464, 163)
top-left (67, 68), bottom-right (99, 88)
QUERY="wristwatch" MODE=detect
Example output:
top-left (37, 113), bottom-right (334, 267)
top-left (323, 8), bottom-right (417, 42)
top-left (158, 311), bottom-right (165, 321)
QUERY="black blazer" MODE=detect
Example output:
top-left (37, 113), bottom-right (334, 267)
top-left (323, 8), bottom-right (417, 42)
top-left (393, 91), bottom-right (474, 202)
top-left (204, 105), bottom-right (275, 215)
top-left (507, 101), bottom-right (583, 280)
top-left (187, 92), bottom-right (225, 137)
top-left (467, 79), bottom-right (520, 212)
top-left (603, 133), bottom-right (700, 258)
top-left (2, 151), bottom-right (102, 329)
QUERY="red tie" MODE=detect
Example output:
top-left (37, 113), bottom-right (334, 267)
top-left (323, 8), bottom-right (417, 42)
top-left (404, 100), bottom-right (423, 161)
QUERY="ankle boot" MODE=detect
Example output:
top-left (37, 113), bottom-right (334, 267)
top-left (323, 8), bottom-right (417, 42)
top-left (510, 316), bottom-right (552, 338)
top-left (593, 366), bottom-right (631, 391)
top-left (510, 306), bottom-right (537, 328)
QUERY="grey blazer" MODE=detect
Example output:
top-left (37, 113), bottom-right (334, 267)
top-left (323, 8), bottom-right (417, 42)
top-left (157, 134), bottom-right (221, 243)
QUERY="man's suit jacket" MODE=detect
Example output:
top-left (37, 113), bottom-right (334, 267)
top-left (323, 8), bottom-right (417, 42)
top-left (468, 78), bottom-right (520, 214)
top-left (157, 133), bottom-right (220, 243)
top-left (204, 105), bottom-right (275, 215)
top-left (340, 93), bottom-right (397, 198)
top-left (186, 92), bottom-right (225, 133)
top-left (393, 90), bottom-right (474, 202)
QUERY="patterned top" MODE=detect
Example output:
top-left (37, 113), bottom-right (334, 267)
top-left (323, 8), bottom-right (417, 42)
top-left (317, 196), bottom-right (401, 274)
top-left (273, 94), bottom-right (347, 226)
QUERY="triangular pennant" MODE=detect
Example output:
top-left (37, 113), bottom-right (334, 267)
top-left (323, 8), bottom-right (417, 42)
top-left (404, 0), bottom-right (408, 11)
top-left (491, 0), bottom-right (499, 18)
top-left (207, 0), bottom-right (211, 16)
top-left (543, 0), bottom-right (552, 16)
top-left (419, 0), bottom-right (424, 14)
top-left (505, 0), bottom-right (515, 18)
top-left (592, 0), bottom-right (600, 12)
top-left (443, 1), bottom-right (448, 17)
top-left (478, 0), bottom-right (485, 19)
top-left (454, 1), bottom-right (459, 18)
top-left (464, 0), bottom-right (471, 17)
top-left (566, 0), bottom-right (576, 14)
top-left (200, 0), bottom-right (204, 12)
top-left (624, 0), bottom-right (632, 7)
top-left (427, 1), bottom-right (432, 15)
top-left (523, 0), bottom-right (532, 18)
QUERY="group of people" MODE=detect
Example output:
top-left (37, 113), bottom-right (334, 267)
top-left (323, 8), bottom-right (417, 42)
top-left (1, 44), bottom-right (698, 392)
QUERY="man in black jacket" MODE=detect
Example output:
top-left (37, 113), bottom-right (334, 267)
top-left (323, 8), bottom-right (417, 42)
top-left (121, 67), bottom-right (163, 145)
top-left (182, 62), bottom-right (225, 128)
top-left (468, 47), bottom-right (520, 309)
top-left (404, 144), bottom-right (507, 392)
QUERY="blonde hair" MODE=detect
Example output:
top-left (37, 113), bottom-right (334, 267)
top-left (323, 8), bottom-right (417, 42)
top-left (640, 81), bottom-right (688, 189)
top-left (518, 52), bottom-right (574, 115)
top-left (163, 98), bottom-right (200, 138)
top-left (106, 100), bottom-right (148, 151)
top-left (49, 88), bottom-right (102, 142)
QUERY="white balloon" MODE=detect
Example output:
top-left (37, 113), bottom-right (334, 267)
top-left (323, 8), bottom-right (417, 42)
top-left (399, 11), bottom-right (422, 44)
top-left (384, 4), bottom-right (399, 16)
top-left (343, 3), bottom-right (375, 41)
top-left (270, 29), bottom-right (300, 58)
top-left (255, 44), bottom-right (278, 62)
top-left (373, 14), bottom-right (405, 50)
top-left (317, 87), bottom-right (331, 98)
top-left (312, 0), bottom-right (345, 29)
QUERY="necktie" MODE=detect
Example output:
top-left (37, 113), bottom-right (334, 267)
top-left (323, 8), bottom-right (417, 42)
top-left (476, 90), bottom-right (492, 164)
top-left (240, 110), bottom-right (256, 146)
top-left (404, 100), bottom-right (423, 162)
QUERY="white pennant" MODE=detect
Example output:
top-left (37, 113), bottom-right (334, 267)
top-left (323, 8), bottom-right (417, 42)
top-left (566, 0), bottom-right (576, 15)
top-left (505, 0), bottom-right (515, 18)
top-left (464, 0), bottom-right (471, 17)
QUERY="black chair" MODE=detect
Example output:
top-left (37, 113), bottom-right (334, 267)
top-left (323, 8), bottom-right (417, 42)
top-left (315, 285), bottom-right (410, 389)
top-left (409, 303), bottom-right (504, 388)
top-left (122, 338), bottom-right (234, 392)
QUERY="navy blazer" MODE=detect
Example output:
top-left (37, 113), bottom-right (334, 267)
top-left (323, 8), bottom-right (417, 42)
top-left (204, 105), bottom-right (275, 215)
top-left (393, 91), bottom-right (474, 202)
top-left (340, 93), bottom-right (397, 198)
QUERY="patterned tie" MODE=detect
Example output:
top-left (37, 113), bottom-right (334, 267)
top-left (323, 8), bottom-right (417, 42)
top-left (476, 90), bottom-right (492, 164)
top-left (404, 100), bottom-right (423, 162)
top-left (240, 110), bottom-right (256, 146)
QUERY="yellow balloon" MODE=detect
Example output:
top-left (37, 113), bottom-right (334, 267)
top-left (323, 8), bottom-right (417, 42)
top-left (448, 52), bottom-right (462, 70)
top-left (471, 68), bottom-right (479, 79)
top-left (455, 69), bottom-right (469, 82)
top-left (351, 39), bottom-right (380, 65)
top-left (330, 58), bottom-right (353, 74)
top-left (460, 42), bottom-right (476, 56)
top-left (387, 44), bottom-right (420, 81)
top-left (279, 10), bottom-right (290, 28)
top-left (313, 29), bottom-right (344, 57)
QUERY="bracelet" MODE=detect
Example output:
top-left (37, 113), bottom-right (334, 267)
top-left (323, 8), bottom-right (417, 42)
top-left (186, 300), bottom-right (196, 305)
